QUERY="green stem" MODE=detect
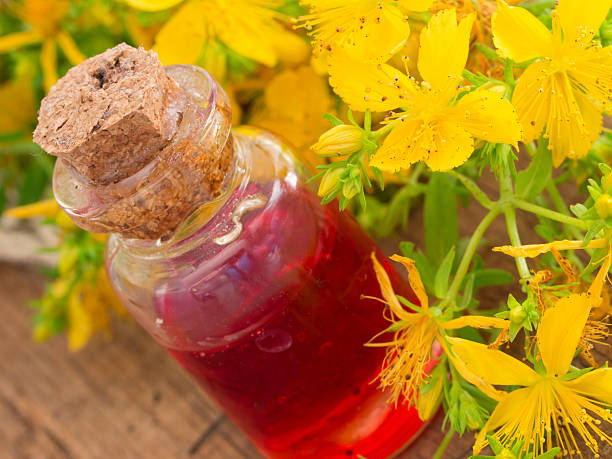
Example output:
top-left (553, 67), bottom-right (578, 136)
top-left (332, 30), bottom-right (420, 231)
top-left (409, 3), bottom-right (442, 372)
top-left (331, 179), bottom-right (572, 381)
top-left (446, 207), bottom-right (502, 302)
top-left (432, 428), bottom-right (455, 459)
top-left (511, 198), bottom-right (589, 230)
top-left (504, 204), bottom-right (531, 279)
top-left (499, 170), bottom-right (531, 280)
top-left (545, 181), bottom-right (584, 240)
top-left (372, 123), bottom-right (394, 140)
top-left (524, 141), bottom-right (537, 156)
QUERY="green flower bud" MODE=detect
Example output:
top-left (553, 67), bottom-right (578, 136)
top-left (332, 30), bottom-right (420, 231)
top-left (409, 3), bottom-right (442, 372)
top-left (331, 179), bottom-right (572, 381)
top-left (417, 373), bottom-right (444, 421)
top-left (342, 179), bottom-right (359, 200)
top-left (603, 173), bottom-right (612, 193)
top-left (509, 305), bottom-right (526, 324)
top-left (595, 194), bottom-right (612, 219)
top-left (317, 168), bottom-right (343, 197)
top-left (311, 125), bottom-right (364, 157)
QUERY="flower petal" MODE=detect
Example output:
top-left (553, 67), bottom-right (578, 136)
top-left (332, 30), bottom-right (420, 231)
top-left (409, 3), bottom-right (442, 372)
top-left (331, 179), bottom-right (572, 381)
top-left (56, 31), bottom-right (86, 66)
top-left (511, 60), bottom-right (554, 143)
top-left (537, 293), bottom-right (590, 378)
top-left (40, 39), bottom-right (58, 93)
top-left (370, 253), bottom-right (412, 320)
top-left (557, 0), bottom-right (612, 46)
top-left (447, 89), bottom-right (522, 145)
top-left (545, 72), bottom-right (603, 166)
top-left (153, 1), bottom-right (207, 65)
top-left (390, 254), bottom-right (429, 310)
top-left (4, 200), bottom-right (59, 219)
top-left (473, 387), bottom-right (533, 454)
top-left (588, 245), bottom-right (612, 300)
top-left (442, 316), bottom-right (509, 330)
top-left (212, 2), bottom-right (287, 67)
top-left (492, 1), bottom-right (553, 62)
top-left (397, 0), bottom-right (435, 10)
top-left (565, 368), bottom-right (612, 405)
top-left (125, 0), bottom-right (183, 11)
top-left (493, 238), bottom-right (608, 258)
top-left (447, 337), bottom-right (540, 387)
top-left (418, 8), bottom-right (474, 89)
top-left (371, 118), bottom-right (431, 171)
top-left (343, 5), bottom-right (411, 63)
top-left (328, 51), bottom-right (417, 112)
top-left (0, 30), bottom-right (42, 54)
top-left (424, 121), bottom-right (474, 172)
top-left (569, 45), bottom-right (612, 113)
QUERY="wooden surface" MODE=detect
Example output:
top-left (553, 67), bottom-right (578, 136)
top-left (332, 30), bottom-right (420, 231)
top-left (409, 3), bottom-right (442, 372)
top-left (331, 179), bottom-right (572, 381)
top-left (0, 262), bottom-right (475, 459)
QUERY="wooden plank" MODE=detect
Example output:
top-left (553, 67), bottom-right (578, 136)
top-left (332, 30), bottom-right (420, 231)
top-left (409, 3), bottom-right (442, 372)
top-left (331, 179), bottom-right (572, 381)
top-left (0, 263), bottom-right (260, 459)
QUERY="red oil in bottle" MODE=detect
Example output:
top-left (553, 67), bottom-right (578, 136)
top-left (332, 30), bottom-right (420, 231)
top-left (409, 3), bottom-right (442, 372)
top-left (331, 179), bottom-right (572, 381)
top-left (157, 181), bottom-right (425, 458)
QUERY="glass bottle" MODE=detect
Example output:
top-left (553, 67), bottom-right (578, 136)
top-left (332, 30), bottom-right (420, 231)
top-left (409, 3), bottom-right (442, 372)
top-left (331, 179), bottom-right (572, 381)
top-left (53, 64), bottom-right (426, 458)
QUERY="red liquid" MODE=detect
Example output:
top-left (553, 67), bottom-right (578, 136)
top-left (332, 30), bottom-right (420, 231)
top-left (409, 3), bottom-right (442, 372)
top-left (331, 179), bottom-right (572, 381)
top-left (157, 182), bottom-right (424, 458)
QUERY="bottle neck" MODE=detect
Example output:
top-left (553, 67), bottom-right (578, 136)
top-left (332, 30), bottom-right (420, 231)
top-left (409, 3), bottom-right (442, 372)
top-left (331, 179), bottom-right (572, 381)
top-left (113, 132), bottom-right (253, 260)
top-left (53, 65), bottom-right (234, 241)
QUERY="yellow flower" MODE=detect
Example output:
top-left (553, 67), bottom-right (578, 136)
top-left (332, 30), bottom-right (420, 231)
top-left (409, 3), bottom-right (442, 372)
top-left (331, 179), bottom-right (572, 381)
top-left (128, 0), bottom-right (309, 68)
top-left (5, 198), bottom-right (80, 231)
top-left (0, 0), bottom-right (86, 92)
top-left (67, 267), bottom-right (126, 351)
top-left (329, 9), bottom-right (522, 172)
top-left (249, 65), bottom-right (333, 167)
top-left (448, 253), bottom-right (612, 456)
top-left (368, 253), bottom-right (509, 408)
top-left (0, 61), bottom-right (36, 133)
top-left (296, 0), bottom-right (434, 63)
top-left (4, 199), bottom-right (61, 219)
top-left (492, 0), bottom-right (612, 166)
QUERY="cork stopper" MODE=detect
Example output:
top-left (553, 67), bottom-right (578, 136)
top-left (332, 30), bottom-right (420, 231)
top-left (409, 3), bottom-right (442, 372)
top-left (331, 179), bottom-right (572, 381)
top-left (36, 44), bottom-right (234, 240)
top-left (34, 43), bottom-right (188, 185)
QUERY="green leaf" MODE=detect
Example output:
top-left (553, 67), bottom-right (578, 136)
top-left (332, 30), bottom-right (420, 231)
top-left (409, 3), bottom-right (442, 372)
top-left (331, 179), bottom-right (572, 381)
top-left (451, 171), bottom-right (493, 209)
top-left (434, 247), bottom-right (455, 299)
top-left (583, 220), bottom-right (605, 245)
top-left (17, 163), bottom-right (49, 206)
top-left (414, 251), bottom-right (436, 293)
top-left (399, 241), bottom-right (415, 258)
top-left (424, 172), bottom-right (458, 266)
top-left (457, 325), bottom-right (485, 343)
top-left (457, 273), bottom-right (475, 310)
top-left (516, 142), bottom-right (552, 200)
top-left (322, 112), bottom-right (344, 127)
top-left (0, 186), bottom-right (5, 216)
top-left (570, 203), bottom-right (588, 218)
top-left (473, 269), bottom-right (513, 289)
top-left (536, 448), bottom-right (561, 459)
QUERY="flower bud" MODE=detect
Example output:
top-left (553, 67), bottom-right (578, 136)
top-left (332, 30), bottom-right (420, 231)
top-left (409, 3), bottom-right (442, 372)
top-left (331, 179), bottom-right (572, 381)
top-left (417, 373), bottom-right (444, 421)
top-left (509, 305), bottom-right (526, 324)
top-left (317, 168), bottom-right (343, 197)
top-left (342, 179), bottom-right (359, 200)
top-left (595, 194), bottom-right (612, 219)
top-left (311, 125), bottom-right (364, 157)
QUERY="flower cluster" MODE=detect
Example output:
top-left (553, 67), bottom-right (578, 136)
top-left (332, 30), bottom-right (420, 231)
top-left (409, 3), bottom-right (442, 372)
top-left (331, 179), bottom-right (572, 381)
top-left (298, 0), bottom-right (612, 457)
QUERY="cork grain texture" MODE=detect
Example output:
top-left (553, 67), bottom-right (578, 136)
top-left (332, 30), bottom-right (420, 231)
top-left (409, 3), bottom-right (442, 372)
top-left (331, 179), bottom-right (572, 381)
top-left (33, 43), bottom-right (187, 186)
